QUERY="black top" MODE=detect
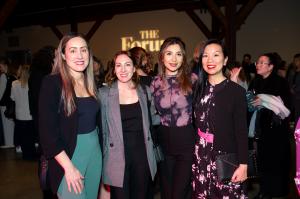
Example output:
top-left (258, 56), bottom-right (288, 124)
top-left (120, 101), bottom-right (144, 150)
top-left (77, 96), bottom-right (100, 134)
top-left (0, 74), bottom-right (17, 106)
top-left (194, 79), bottom-right (248, 163)
top-left (120, 101), bottom-right (143, 133)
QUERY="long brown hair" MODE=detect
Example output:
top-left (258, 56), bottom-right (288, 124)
top-left (158, 37), bottom-right (192, 94)
top-left (52, 32), bottom-right (96, 116)
top-left (129, 46), bottom-right (153, 74)
top-left (105, 51), bottom-right (139, 87)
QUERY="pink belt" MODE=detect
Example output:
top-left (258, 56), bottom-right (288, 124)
top-left (198, 128), bottom-right (214, 143)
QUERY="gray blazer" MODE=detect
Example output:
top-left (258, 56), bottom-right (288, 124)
top-left (98, 81), bottom-right (160, 187)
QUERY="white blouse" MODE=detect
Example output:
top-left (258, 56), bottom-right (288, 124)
top-left (10, 80), bottom-right (32, 120)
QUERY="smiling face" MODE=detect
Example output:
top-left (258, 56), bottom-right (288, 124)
top-left (162, 44), bottom-right (183, 76)
top-left (256, 55), bottom-right (273, 78)
top-left (63, 36), bottom-right (89, 77)
top-left (202, 43), bottom-right (228, 78)
top-left (114, 54), bottom-right (136, 84)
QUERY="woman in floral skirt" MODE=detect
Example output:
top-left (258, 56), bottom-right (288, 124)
top-left (192, 39), bottom-right (248, 199)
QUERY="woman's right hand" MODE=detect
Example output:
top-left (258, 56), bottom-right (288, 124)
top-left (64, 165), bottom-right (84, 194)
top-left (230, 67), bottom-right (242, 83)
top-left (55, 151), bottom-right (84, 194)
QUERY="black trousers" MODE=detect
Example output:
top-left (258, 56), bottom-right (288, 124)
top-left (110, 131), bottom-right (152, 199)
top-left (14, 120), bottom-right (36, 159)
top-left (158, 125), bottom-right (195, 199)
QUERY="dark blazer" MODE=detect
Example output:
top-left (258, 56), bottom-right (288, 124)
top-left (39, 74), bottom-right (101, 193)
top-left (210, 80), bottom-right (248, 164)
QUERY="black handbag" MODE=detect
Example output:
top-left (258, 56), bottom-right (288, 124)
top-left (153, 140), bottom-right (164, 163)
top-left (4, 99), bottom-right (15, 119)
top-left (215, 149), bottom-right (259, 183)
top-left (142, 85), bottom-right (164, 162)
top-left (38, 155), bottom-right (50, 190)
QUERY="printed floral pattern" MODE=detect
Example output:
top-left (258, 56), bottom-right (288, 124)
top-left (192, 80), bottom-right (247, 199)
top-left (150, 74), bottom-right (197, 127)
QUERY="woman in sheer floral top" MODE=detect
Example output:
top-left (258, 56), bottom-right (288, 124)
top-left (150, 37), bottom-right (197, 199)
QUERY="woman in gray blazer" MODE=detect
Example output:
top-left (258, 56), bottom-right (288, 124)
top-left (99, 51), bottom-right (159, 199)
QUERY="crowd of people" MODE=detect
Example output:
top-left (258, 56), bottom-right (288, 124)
top-left (0, 32), bottom-right (299, 199)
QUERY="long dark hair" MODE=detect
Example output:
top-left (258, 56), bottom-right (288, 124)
top-left (158, 37), bottom-right (192, 94)
top-left (193, 39), bottom-right (228, 108)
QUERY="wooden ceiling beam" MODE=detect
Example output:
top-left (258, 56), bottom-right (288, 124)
top-left (236, 0), bottom-right (259, 30)
top-left (50, 26), bottom-right (63, 40)
top-left (204, 0), bottom-right (227, 28)
top-left (185, 10), bottom-right (212, 39)
top-left (225, 0), bottom-right (237, 62)
top-left (85, 19), bottom-right (104, 42)
top-left (0, 0), bottom-right (17, 28)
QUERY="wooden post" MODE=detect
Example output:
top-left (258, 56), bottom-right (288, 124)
top-left (225, 0), bottom-right (237, 63)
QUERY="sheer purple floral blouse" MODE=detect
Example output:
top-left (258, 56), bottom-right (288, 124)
top-left (150, 74), bottom-right (198, 127)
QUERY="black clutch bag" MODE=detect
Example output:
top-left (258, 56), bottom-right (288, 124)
top-left (215, 149), bottom-right (258, 183)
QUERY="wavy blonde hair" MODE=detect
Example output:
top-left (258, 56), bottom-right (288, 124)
top-left (18, 64), bottom-right (30, 88)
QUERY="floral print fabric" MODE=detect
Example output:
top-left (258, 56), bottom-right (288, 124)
top-left (192, 80), bottom-right (247, 199)
top-left (150, 74), bottom-right (197, 127)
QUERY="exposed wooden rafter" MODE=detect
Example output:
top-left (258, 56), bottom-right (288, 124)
top-left (85, 20), bottom-right (105, 41)
top-left (1, 0), bottom-right (263, 61)
top-left (236, 0), bottom-right (259, 30)
top-left (50, 26), bottom-right (63, 40)
top-left (198, 0), bottom-right (261, 62)
top-left (185, 10), bottom-right (212, 39)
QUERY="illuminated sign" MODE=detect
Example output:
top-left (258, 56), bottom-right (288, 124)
top-left (121, 29), bottom-right (164, 52)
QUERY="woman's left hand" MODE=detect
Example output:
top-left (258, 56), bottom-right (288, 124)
top-left (231, 164), bottom-right (247, 183)
top-left (251, 97), bottom-right (262, 107)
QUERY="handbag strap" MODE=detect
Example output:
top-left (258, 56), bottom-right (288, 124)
top-left (141, 85), bottom-right (152, 125)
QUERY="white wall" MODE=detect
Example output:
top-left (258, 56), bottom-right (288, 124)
top-left (0, 0), bottom-right (299, 65)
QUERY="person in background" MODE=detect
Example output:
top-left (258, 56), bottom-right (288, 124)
top-left (0, 58), bottom-right (19, 148)
top-left (93, 56), bottom-right (106, 89)
top-left (286, 53), bottom-right (300, 123)
top-left (28, 45), bottom-right (56, 199)
top-left (242, 53), bottom-right (256, 82)
top-left (192, 39), bottom-right (248, 199)
top-left (0, 57), bottom-right (9, 147)
top-left (129, 46), bottom-right (153, 86)
top-left (99, 51), bottom-right (159, 199)
top-left (39, 32), bottom-right (102, 199)
top-left (11, 64), bottom-right (37, 159)
top-left (249, 53), bottom-right (291, 199)
top-left (190, 41), bottom-right (205, 77)
top-left (151, 37), bottom-right (197, 199)
top-left (29, 45), bottom-right (56, 145)
top-left (227, 61), bottom-right (249, 90)
top-left (277, 60), bottom-right (288, 78)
